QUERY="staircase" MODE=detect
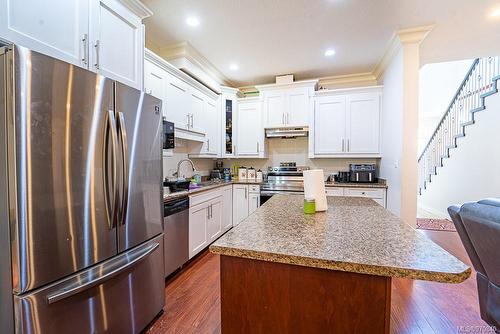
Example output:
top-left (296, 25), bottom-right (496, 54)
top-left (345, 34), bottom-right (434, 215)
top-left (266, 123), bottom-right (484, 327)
top-left (418, 56), bottom-right (500, 195)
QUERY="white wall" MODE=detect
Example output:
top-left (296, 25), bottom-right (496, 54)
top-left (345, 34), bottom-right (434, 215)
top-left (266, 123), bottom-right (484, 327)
top-left (418, 59), bottom-right (473, 154)
top-left (379, 49), bottom-right (404, 216)
top-left (419, 89), bottom-right (500, 216)
top-left (163, 137), bottom-right (379, 180)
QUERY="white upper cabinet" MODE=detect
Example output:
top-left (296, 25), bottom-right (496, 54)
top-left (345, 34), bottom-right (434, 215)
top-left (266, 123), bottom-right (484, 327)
top-left (144, 58), bottom-right (167, 103)
top-left (264, 91), bottom-right (286, 128)
top-left (236, 98), bottom-right (265, 158)
top-left (221, 87), bottom-right (239, 158)
top-left (204, 99), bottom-right (219, 155)
top-left (90, 0), bottom-right (144, 89)
top-left (0, 0), bottom-right (89, 68)
top-left (311, 87), bottom-right (382, 158)
top-left (189, 88), bottom-right (207, 135)
top-left (286, 88), bottom-right (311, 127)
top-left (257, 80), bottom-right (317, 129)
top-left (0, 0), bottom-right (150, 90)
top-left (314, 96), bottom-right (346, 154)
top-left (346, 93), bottom-right (381, 154)
top-left (165, 73), bottom-right (190, 129)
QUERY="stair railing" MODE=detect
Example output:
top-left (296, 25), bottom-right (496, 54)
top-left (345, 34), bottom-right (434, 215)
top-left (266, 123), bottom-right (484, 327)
top-left (418, 56), bottom-right (500, 194)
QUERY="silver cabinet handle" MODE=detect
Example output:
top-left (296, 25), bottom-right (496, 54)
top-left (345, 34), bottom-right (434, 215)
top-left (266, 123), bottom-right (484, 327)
top-left (47, 242), bottom-right (159, 304)
top-left (245, 187), bottom-right (247, 199)
top-left (94, 40), bottom-right (100, 69)
top-left (81, 34), bottom-right (88, 65)
top-left (186, 114), bottom-right (190, 129)
top-left (207, 205), bottom-right (210, 219)
top-left (256, 141), bottom-right (259, 153)
top-left (342, 138), bottom-right (345, 152)
top-left (207, 139), bottom-right (210, 152)
top-left (210, 204), bottom-right (213, 219)
top-left (282, 112), bottom-right (285, 125)
top-left (347, 139), bottom-right (350, 152)
top-left (286, 113), bottom-right (289, 125)
top-left (190, 114), bottom-right (194, 128)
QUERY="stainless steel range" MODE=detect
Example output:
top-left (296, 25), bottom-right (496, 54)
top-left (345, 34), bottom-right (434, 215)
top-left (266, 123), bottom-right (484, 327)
top-left (260, 162), bottom-right (309, 204)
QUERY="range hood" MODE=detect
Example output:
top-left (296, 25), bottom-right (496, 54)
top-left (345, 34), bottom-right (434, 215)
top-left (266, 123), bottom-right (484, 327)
top-left (265, 127), bottom-right (309, 138)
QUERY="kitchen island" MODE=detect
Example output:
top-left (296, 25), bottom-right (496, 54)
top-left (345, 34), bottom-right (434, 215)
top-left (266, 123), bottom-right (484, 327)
top-left (210, 195), bottom-right (470, 333)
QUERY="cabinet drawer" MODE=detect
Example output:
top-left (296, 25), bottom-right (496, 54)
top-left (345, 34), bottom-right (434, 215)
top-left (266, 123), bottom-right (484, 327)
top-left (372, 198), bottom-right (385, 207)
top-left (248, 185), bottom-right (260, 193)
top-left (344, 188), bottom-right (384, 199)
top-left (190, 188), bottom-right (222, 207)
top-left (325, 188), bottom-right (344, 196)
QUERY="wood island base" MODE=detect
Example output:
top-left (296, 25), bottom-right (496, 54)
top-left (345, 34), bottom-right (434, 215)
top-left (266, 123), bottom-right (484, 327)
top-left (220, 255), bottom-right (391, 334)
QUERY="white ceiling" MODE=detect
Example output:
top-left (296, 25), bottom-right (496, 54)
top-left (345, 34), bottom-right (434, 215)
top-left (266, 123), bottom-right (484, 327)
top-left (143, 0), bottom-right (500, 87)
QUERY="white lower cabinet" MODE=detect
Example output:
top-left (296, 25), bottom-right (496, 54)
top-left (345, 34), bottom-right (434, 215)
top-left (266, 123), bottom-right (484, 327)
top-left (233, 184), bottom-right (260, 225)
top-left (189, 185), bottom-right (233, 259)
top-left (222, 185), bottom-right (233, 232)
top-left (232, 185), bottom-right (249, 226)
top-left (325, 187), bottom-right (387, 208)
top-left (188, 202), bottom-right (208, 259)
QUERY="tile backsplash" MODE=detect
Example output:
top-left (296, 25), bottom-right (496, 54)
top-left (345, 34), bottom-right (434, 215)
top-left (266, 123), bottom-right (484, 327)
top-left (163, 137), bottom-right (379, 180)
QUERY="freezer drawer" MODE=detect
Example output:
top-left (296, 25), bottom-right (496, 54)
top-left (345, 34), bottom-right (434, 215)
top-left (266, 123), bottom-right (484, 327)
top-left (14, 235), bottom-right (165, 334)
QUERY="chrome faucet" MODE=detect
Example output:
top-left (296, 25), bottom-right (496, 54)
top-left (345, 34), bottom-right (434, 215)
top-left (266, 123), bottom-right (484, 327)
top-left (174, 159), bottom-right (196, 179)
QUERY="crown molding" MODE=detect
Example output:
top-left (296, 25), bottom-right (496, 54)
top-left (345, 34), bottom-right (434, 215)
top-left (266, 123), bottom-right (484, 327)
top-left (117, 0), bottom-right (153, 19)
top-left (159, 41), bottom-right (234, 87)
top-left (318, 72), bottom-right (377, 88)
top-left (373, 25), bottom-right (434, 79)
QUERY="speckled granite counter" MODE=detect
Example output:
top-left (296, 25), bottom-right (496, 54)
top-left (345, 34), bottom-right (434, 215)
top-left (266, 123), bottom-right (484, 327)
top-left (163, 179), bottom-right (265, 202)
top-left (210, 195), bottom-right (470, 283)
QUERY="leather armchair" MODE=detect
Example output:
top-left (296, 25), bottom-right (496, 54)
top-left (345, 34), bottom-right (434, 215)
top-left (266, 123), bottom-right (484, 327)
top-left (448, 198), bottom-right (500, 329)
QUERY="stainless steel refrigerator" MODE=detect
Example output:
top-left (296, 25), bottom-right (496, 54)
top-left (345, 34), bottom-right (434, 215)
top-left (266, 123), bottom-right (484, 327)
top-left (0, 45), bottom-right (165, 333)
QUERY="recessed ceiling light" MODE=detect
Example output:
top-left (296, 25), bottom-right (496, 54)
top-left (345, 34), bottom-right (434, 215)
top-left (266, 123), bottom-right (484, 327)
top-left (186, 16), bottom-right (200, 27)
top-left (324, 49), bottom-right (336, 57)
top-left (490, 7), bottom-right (500, 18)
top-left (229, 63), bottom-right (239, 71)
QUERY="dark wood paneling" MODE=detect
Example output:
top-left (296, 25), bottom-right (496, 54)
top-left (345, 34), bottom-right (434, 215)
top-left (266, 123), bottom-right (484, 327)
top-left (220, 255), bottom-right (391, 334)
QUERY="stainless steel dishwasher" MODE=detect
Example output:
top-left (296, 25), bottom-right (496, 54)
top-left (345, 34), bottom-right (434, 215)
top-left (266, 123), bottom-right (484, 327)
top-left (163, 196), bottom-right (189, 277)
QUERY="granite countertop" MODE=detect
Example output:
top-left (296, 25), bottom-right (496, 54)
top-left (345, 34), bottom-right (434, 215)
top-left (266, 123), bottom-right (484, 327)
top-left (325, 179), bottom-right (388, 189)
top-left (163, 179), bottom-right (265, 201)
top-left (210, 195), bottom-right (470, 283)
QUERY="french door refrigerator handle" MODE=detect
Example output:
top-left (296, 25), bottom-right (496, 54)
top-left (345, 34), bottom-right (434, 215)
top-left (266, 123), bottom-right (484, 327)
top-left (117, 112), bottom-right (129, 225)
top-left (47, 242), bottom-right (160, 304)
top-left (104, 110), bottom-right (119, 230)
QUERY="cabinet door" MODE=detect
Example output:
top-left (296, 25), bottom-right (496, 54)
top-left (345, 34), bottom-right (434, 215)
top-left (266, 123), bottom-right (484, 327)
top-left (203, 99), bottom-right (218, 155)
top-left (264, 91), bottom-right (285, 128)
top-left (286, 88), bottom-right (310, 127)
top-left (89, 0), bottom-right (144, 89)
top-left (237, 102), bottom-right (261, 156)
top-left (232, 185), bottom-right (249, 226)
top-left (325, 187), bottom-right (344, 197)
top-left (314, 96), bottom-right (346, 154)
top-left (188, 203), bottom-right (208, 259)
top-left (165, 74), bottom-right (189, 128)
top-left (189, 89), bottom-right (206, 134)
top-left (207, 198), bottom-right (223, 242)
top-left (346, 94), bottom-right (381, 154)
top-left (248, 193), bottom-right (260, 215)
top-left (222, 186), bottom-right (233, 232)
top-left (0, 0), bottom-right (89, 68)
top-left (144, 59), bottom-right (167, 107)
top-left (222, 96), bottom-right (236, 157)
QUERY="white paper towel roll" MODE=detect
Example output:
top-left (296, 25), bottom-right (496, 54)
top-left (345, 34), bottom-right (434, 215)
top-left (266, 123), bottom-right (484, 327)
top-left (303, 169), bottom-right (328, 212)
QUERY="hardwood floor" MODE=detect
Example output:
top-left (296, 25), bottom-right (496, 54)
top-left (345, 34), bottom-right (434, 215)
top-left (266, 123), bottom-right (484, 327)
top-left (146, 230), bottom-right (487, 334)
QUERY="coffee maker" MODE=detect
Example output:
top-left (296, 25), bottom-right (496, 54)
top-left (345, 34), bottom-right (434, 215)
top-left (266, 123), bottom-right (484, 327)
top-left (210, 160), bottom-right (224, 180)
